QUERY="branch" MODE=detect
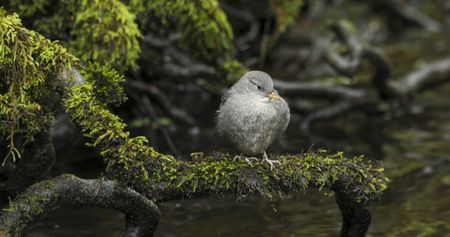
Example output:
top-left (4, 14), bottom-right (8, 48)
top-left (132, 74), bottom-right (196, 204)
top-left (300, 100), bottom-right (366, 131)
top-left (219, 2), bottom-right (259, 50)
top-left (274, 80), bottom-right (365, 99)
top-left (394, 57), bottom-right (450, 95)
top-left (3, 129), bottom-right (55, 196)
top-left (369, 0), bottom-right (441, 32)
top-left (326, 21), bottom-right (398, 100)
top-left (0, 175), bottom-right (160, 237)
top-left (125, 80), bottom-right (196, 125)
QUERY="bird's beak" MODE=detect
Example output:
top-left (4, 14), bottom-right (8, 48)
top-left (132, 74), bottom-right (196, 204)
top-left (267, 91), bottom-right (281, 100)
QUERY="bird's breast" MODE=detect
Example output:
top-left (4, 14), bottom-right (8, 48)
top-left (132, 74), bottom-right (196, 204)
top-left (217, 93), bottom-right (289, 154)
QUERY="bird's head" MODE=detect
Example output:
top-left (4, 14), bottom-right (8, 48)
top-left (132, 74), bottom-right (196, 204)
top-left (231, 71), bottom-right (281, 101)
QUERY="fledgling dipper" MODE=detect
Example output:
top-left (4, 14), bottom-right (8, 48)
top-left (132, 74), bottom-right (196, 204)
top-left (216, 71), bottom-right (290, 169)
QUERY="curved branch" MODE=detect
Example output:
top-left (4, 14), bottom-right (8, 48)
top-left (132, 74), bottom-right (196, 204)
top-left (325, 22), bottom-right (398, 101)
top-left (301, 100), bottom-right (363, 131)
top-left (125, 80), bottom-right (196, 125)
top-left (335, 184), bottom-right (372, 237)
top-left (395, 57), bottom-right (450, 95)
top-left (369, 0), bottom-right (441, 32)
top-left (0, 175), bottom-right (160, 237)
top-left (274, 80), bottom-right (365, 99)
top-left (219, 2), bottom-right (260, 49)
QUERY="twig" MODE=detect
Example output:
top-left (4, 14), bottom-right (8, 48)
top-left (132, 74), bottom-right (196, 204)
top-left (395, 57), bottom-right (450, 95)
top-left (369, 0), bottom-right (441, 32)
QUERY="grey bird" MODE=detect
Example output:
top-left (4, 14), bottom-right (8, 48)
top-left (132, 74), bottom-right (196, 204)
top-left (216, 71), bottom-right (290, 169)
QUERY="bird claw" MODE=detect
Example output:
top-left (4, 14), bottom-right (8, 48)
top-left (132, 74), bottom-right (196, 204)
top-left (233, 155), bottom-right (258, 165)
top-left (261, 157), bottom-right (281, 170)
top-left (261, 152), bottom-right (280, 170)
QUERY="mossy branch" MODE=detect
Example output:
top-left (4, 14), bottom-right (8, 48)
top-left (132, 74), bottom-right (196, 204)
top-left (4, 0), bottom-right (141, 70)
top-left (0, 8), bottom-right (79, 162)
top-left (61, 76), bottom-right (388, 237)
top-left (0, 174), bottom-right (160, 237)
top-left (63, 82), bottom-right (388, 203)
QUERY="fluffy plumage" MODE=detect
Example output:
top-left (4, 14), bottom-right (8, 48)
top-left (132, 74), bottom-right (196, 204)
top-left (217, 71), bottom-right (290, 156)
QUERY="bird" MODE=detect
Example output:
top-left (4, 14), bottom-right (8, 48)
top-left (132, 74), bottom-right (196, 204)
top-left (216, 71), bottom-right (290, 169)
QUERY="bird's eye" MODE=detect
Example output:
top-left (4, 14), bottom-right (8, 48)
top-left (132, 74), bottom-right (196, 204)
top-left (257, 85), bottom-right (263, 90)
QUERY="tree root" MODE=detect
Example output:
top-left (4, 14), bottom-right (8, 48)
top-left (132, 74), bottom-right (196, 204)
top-left (0, 174), bottom-right (160, 237)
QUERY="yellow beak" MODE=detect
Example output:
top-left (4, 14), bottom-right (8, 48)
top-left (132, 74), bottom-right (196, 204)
top-left (267, 91), bottom-right (281, 100)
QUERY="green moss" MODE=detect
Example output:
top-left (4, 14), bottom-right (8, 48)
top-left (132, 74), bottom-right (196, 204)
top-left (269, 0), bottom-right (304, 33)
top-left (63, 83), bottom-right (388, 201)
top-left (0, 8), bottom-right (79, 163)
top-left (5, 0), bottom-right (141, 70)
top-left (0, 179), bottom-right (56, 236)
top-left (222, 59), bottom-right (249, 84)
top-left (127, 0), bottom-right (234, 65)
top-left (6, 0), bottom-right (49, 17)
top-left (66, 0), bottom-right (141, 70)
top-left (81, 63), bottom-right (127, 106)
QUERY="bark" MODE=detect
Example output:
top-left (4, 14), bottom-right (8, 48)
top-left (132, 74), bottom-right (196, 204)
top-left (0, 175), bottom-right (160, 237)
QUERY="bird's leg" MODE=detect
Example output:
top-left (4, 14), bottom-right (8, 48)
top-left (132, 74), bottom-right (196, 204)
top-left (261, 151), bottom-right (280, 170)
top-left (233, 155), bottom-right (259, 165)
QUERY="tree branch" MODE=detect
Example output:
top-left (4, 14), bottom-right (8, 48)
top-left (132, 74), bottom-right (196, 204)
top-left (0, 175), bottom-right (160, 237)
top-left (395, 57), bottom-right (450, 95)
top-left (3, 129), bottom-right (55, 196)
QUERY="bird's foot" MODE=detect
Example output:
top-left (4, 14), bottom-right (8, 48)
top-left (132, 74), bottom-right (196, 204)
top-left (233, 155), bottom-right (259, 165)
top-left (261, 152), bottom-right (280, 170)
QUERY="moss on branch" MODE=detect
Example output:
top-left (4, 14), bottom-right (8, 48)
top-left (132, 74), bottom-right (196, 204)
top-left (5, 0), bottom-right (141, 70)
top-left (63, 82), bottom-right (388, 203)
top-left (0, 9), bottom-right (134, 164)
top-left (0, 8), bottom-right (79, 163)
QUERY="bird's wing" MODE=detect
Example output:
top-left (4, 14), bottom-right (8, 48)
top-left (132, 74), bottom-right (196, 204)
top-left (282, 101), bottom-right (290, 132)
top-left (220, 90), bottom-right (232, 107)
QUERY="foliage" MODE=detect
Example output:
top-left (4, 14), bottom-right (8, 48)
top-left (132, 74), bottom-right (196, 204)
top-left (125, 0), bottom-right (248, 82)
top-left (66, 0), bottom-right (141, 70)
top-left (5, 0), bottom-right (250, 82)
top-left (269, 0), bottom-right (304, 32)
top-left (6, 0), bottom-right (48, 17)
top-left (0, 8), bottom-right (79, 163)
top-left (81, 63), bottom-right (127, 106)
top-left (5, 0), bottom-right (141, 70)
top-left (129, 0), bottom-right (234, 63)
